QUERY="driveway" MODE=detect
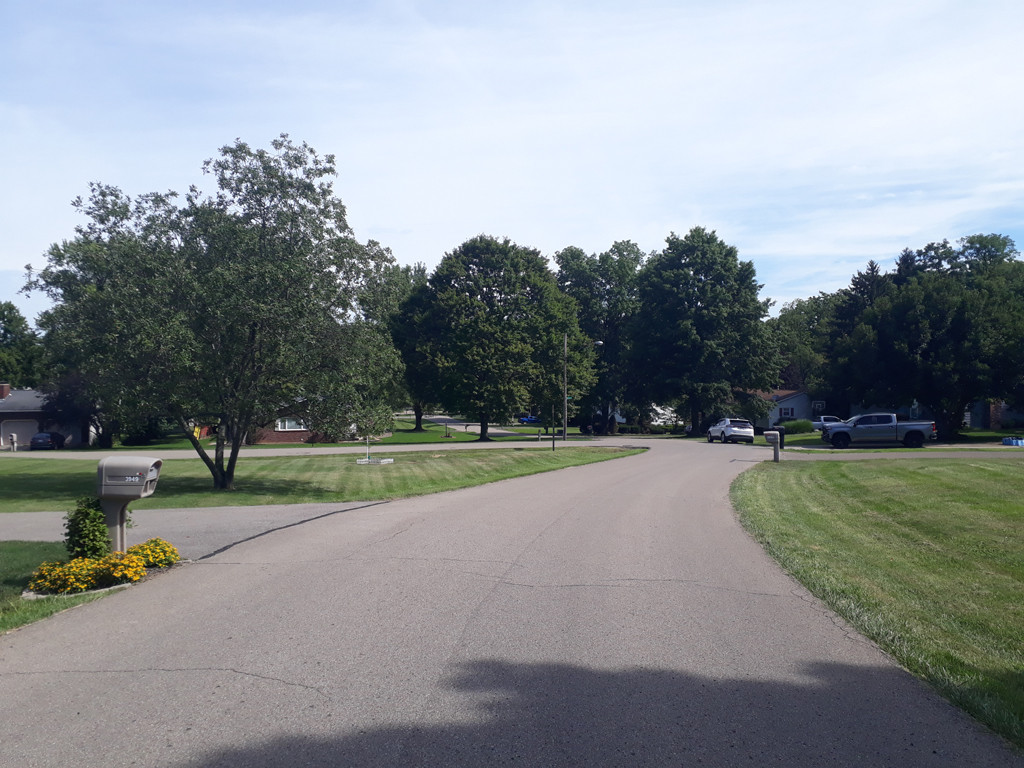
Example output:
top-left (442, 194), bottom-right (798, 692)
top-left (1, 439), bottom-right (1020, 766)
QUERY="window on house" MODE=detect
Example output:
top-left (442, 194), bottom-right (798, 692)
top-left (275, 417), bottom-right (306, 431)
top-left (779, 407), bottom-right (794, 418)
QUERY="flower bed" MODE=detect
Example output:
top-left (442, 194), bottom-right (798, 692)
top-left (28, 538), bottom-right (180, 595)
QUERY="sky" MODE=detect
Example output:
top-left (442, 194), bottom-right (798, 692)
top-left (3, 0), bottom-right (1023, 325)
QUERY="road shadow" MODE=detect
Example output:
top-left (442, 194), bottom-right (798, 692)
top-left (169, 659), bottom-right (1021, 767)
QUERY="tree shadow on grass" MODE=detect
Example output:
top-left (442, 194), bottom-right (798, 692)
top-left (169, 659), bottom-right (1022, 768)
top-left (140, 475), bottom-right (341, 506)
top-left (0, 468), bottom-right (328, 510)
top-left (0, 468), bottom-right (94, 506)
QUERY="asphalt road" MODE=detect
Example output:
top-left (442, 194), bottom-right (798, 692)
top-left (1, 439), bottom-right (1021, 767)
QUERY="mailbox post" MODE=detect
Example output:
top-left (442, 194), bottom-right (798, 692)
top-left (764, 431), bottom-right (781, 463)
top-left (97, 457), bottom-right (162, 552)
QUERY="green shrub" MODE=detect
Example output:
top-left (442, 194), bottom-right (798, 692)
top-left (64, 497), bottom-right (111, 560)
top-left (119, 417), bottom-right (172, 446)
top-left (779, 419), bottom-right (813, 434)
top-left (126, 538), bottom-right (180, 568)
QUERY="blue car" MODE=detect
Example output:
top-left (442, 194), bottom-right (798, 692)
top-left (29, 432), bottom-right (66, 450)
top-left (518, 415), bottom-right (541, 425)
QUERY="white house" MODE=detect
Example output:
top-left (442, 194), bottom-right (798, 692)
top-left (756, 389), bottom-right (813, 430)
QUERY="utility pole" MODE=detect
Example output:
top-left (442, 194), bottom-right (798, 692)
top-left (563, 331), bottom-right (568, 442)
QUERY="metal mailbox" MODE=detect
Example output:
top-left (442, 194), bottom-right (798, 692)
top-left (97, 457), bottom-right (162, 552)
top-left (98, 457), bottom-right (162, 499)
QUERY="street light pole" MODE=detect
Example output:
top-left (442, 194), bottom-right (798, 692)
top-left (563, 331), bottom-right (568, 442)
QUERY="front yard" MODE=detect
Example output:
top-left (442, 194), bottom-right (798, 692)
top-left (732, 456), bottom-right (1024, 749)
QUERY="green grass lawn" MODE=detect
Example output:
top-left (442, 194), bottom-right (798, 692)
top-left (0, 445), bottom-right (643, 632)
top-left (731, 457), bottom-right (1024, 748)
top-left (71, 417), bottom-right (555, 452)
top-left (378, 418), bottom-right (482, 443)
top-left (0, 541), bottom-right (106, 633)
top-left (0, 446), bottom-right (643, 513)
top-left (770, 425), bottom-right (1024, 450)
top-left (731, 429), bottom-right (1022, 451)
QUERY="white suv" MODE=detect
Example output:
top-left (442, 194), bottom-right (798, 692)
top-left (811, 415), bottom-right (843, 431)
top-left (707, 418), bottom-right (755, 444)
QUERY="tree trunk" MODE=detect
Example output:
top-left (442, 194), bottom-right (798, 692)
top-left (177, 414), bottom-right (233, 490)
top-left (413, 403), bottom-right (425, 431)
top-left (477, 412), bottom-right (491, 441)
top-left (690, 403), bottom-right (702, 436)
top-left (934, 406), bottom-right (965, 442)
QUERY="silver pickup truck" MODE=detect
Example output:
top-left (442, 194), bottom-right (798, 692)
top-left (821, 413), bottom-right (937, 448)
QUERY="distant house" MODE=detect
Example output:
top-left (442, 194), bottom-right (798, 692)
top-left (966, 401), bottom-right (1024, 430)
top-left (1, 383), bottom-right (45, 449)
top-left (755, 389), bottom-right (813, 430)
top-left (248, 414), bottom-right (363, 444)
top-left (0, 383), bottom-right (90, 449)
top-left (250, 416), bottom-right (318, 444)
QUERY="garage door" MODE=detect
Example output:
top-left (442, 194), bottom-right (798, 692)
top-left (1, 420), bottom-right (40, 449)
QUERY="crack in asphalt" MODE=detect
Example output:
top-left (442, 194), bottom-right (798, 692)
top-left (787, 587), bottom-right (877, 646)
top-left (358, 555), bottom-right (518, 567)
top-left (1, 666), bottom-right (330, 698)
top-left (492, 576), bottom-right (791, 598)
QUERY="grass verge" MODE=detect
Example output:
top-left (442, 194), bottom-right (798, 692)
top-left (0, 446), bottom-right (643, 513)
top-left (0, 541), bottom-right (105, 633)
top-left (57, 418), bottom-right (552, 451)
top-left (731, 457), bottom-right (1024, 748)
top-left (769, 426), bottom-right (1024, 451)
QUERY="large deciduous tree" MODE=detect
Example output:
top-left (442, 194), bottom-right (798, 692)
top-left (769, 293), bottom-right (838, 394)
top-left (0, 301), bottom-right (40, 387)
top-left (835, 235), bottom-right (1024, 438)
top-left (30, 135), bottom-right (398, 488)
top-left (391, 275), bottom-right (442, 432)
top-left (630, 227), bottom-right (779, 429)
top-left (415, 235), bottom-right (595, 440)
top-left (555, 241), bottom-right (645, 433)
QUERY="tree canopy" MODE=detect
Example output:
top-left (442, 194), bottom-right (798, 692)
top-left (630, 227), bottom-right (779, 428)
top-left (0, 301), bottom-right (40, 387)
top-left (835, 237), bottom-right (1023, 437)
top-left (409, 235), bottom-right (594, 439)
top-left (390, 268), bottom-right (440, 432)
top-left (555, 241), bottom-right (644, 433)
top-left (28, 132), bottom-right (1021, 452)
top-left (30, 136), bottom-right (400, 487)
top-left (777, 234), bottom-right (1024, 438)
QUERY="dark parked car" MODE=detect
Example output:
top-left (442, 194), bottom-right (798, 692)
top-left (29, 432), bottom-right (66, 450)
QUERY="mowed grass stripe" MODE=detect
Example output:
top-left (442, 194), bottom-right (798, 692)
top-left (731, 457), bottom-right (1024, 748)
top-left (0, 447), bottom-right (643, 514)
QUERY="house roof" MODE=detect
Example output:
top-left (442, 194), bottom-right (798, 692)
top-left (750, 389), bottom-right (807, 404)
top-left (768, 389), bottom-right (806, 403)
top-left (0, 388), bottom-right (46, 414)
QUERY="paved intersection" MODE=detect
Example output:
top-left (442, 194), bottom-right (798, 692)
top-left (1, 438), bottom-right (1020, 766)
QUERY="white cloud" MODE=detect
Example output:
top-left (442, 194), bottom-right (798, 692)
top-left (2, 0), bottom-right (1022, 314)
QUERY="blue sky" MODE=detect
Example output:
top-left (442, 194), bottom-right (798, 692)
top-left (3, 0), bottom-right (1023, 324)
